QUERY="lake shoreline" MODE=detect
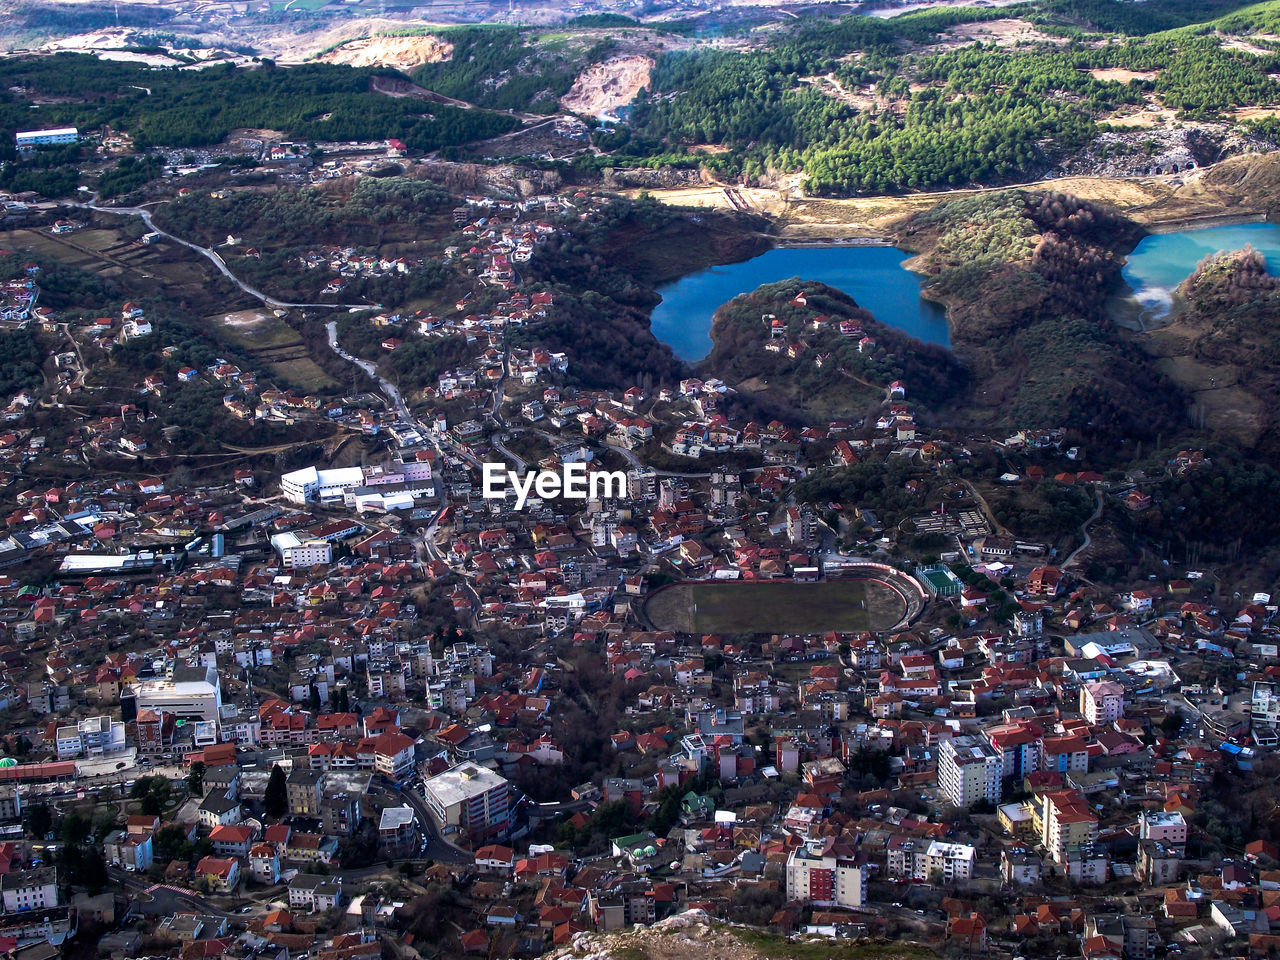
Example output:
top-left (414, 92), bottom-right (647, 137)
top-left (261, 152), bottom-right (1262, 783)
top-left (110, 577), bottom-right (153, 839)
top-left (1114, 221), bottom-right (1280, 330)
top-left (651, 245), bottom-right (951, 363)
top-left (1141, 211), bottom-right (1269, 235)
top-left (773, 236), bottom-right (895, 248)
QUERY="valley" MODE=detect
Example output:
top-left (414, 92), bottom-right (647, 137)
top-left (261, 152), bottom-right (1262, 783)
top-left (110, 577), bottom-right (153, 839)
top-left (3, 3), bottom-right (1280, 959)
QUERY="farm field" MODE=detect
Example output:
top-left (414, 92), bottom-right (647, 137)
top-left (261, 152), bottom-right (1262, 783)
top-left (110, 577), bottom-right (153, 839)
top-left (210, 308), bottom-right (340, 393)
top-left (2, 224), bottom-right (253, 315)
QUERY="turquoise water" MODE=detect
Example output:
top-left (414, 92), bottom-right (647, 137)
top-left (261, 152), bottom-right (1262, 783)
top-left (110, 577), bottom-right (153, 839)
top-left (650, 245), bottom-right (951, 362)
top-left (1121, 222), bottom-right (1280, 321)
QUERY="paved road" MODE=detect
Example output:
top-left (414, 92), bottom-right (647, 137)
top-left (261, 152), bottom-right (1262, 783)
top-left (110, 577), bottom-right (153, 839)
top-left (324, 320), bottom-right (411, 420)
top-left (111, 867), bottom-right (235, 919)
top-left (68, 200), bottom-right (378, 312)
top-left (491, 434), bottom-right (527, 473)
top-left (1063, 487), bottom-right (1105, 570)
top-left (380, 784), bottom-right (472, 865)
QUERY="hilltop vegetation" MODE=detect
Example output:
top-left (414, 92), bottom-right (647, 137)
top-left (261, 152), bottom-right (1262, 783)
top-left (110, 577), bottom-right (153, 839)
top-left (0, 56), bottom-right (516, 154)
top-left (520, 195), bottom-right (698, 389)
top-left (614, 5), bottom-right (1280, 194)
top-left (411, 26), bottom-right (618, 114)
top-left (702, 278), bottom-right (966, 417)
top-left (1154, 246), bottom-right (1280, 453)
top-left (7, 1), bottom-right (1280, 198)
top-left (152, 177), bottom-right (458, 305)
top-left (900, 189), bottom-right (1183, 444)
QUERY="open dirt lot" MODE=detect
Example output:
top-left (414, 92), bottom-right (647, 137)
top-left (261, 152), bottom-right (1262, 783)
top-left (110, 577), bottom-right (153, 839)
top-left (209, 309), bottom-right (339, 393)
top-left (317, 33), bottom-right (453, 70)
top-left (1140, 323), bottom-right (1264, 445)
top-left (3, 225), bottom-right (251, 312)
top-left (929, 18), bottom-right (1067, 50)
top-left (560, 56), bottom-right (653, 120)
top-left (641, 165), bottom-right (1256, 238)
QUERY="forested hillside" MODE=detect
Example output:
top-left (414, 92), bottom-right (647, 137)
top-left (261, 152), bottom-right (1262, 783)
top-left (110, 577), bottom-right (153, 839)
top-left (7, 0), bottom-right (1280, 197)
top-left (624, 13), bottom-right (1280, 193)
top-left (899, 190), bottom-right (1184, 444)
top-left (0, 56), bottom-right (516, 155)
top-left (702, 278), bottom-right (967, 418)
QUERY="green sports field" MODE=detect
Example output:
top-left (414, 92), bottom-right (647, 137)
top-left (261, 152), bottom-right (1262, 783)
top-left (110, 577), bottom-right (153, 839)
top-left (644, 579), bottom-right (907, 635)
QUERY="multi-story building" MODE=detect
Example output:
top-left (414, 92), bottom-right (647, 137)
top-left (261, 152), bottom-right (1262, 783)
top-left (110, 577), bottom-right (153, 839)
top-left (280, 461), bottom-right (432, 506)
top-left (0, 868), bottom-right (59, 913)
top-left (286, 769), bottom-right (324, 816)
top-left (921, 840), bottom-right (977, 884)
top-left (938, 736), bottom-right (1002, 809)
top-left (288, 874), bottom-right (343, 913)
top-left (784, 840), bottom-right (867, 908)
top-left (887, 837), bottom-right (976, 883)
top-left (1136, 839), bottom-right (1181, 885)
top-left (984, 722), bottom-right (1043, 781)
top-left (103, 830), bottom-right (152, 872)
top-left (135, 709), bottom-right (175, 754)
top-left (1041, 734), bottom-right (1090, 774)
top-left (54, 715), bottom-right (126, 759)
top-left (133, 665), bottom-right (221, 725)
top-left (208, 824), bottom-right (254, 858)
top-left (369, 731), bottom-right (415, 780)
top-left (270, 534), bottom-right (331, 568)
top-left (249, 843), bottom-right (280, 884)
top-left (424, 764), bottom-right (511, 846)
top-left (16, 128), bottom-right (78, 150)
top-left (1080, 681), bottom-right (1125, 725)
top-left (377, 806), bottom-right (416, 856)
top-left (1041, 789), bottom-right (1099, 864)
top-left (194, 856), bottom-right (240, 893)
top-left (1252, 680), bottom-right (1280, 744)
top-left (1139, 811), bottom-right (1188, 854)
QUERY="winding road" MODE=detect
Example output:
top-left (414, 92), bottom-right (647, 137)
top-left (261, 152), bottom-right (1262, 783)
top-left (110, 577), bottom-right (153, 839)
top-left (1063, 487), bottom-right (1104, 570)
top-left (324, 320), bottom-right (411, 420)
top-left (67, 200), bottom-right (379, 312)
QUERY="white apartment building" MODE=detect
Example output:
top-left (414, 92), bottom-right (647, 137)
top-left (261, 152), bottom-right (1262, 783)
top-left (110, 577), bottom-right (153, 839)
top-left (55, 715), bottom-right (126, 759)
top-left (938, 736), bottom-right (1003, 809)
top-left (424, 764), bottom-right (511, 845)
top-left (1252, 680), bottom-right (1280, 744)
top-left (133, 665), bottom-right (222, 724)
top-left (280, 460), bottom-right (432, 507)
top-left (0, 868), bottom-right (59, 913)
top-left (887, 837), bottom-right (976, 883)
top-left (921, 840), bottom-right (976, 883)
top-left (270, 533), bottom-right (332, 568)
top-left (785, 841), bottom-right (867, 908)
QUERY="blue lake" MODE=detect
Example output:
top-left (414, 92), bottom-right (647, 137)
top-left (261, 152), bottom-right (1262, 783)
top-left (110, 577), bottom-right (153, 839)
top-left (650, 245), bottom-right (951, 362)
top-left (1121, 221), bottom-right (1280, 322)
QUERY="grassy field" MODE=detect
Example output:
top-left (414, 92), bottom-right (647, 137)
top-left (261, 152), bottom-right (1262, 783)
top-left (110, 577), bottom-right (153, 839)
top-left (209, 308), bottom-right (340, 393)
top-left (4, 225), bottom-right (252, 315)
top-left (646, 579), bottom-right (907, 634)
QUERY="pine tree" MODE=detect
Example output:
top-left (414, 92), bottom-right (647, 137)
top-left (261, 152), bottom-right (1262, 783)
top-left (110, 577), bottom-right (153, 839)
top-left (264, 764), bottom-right (288, 819)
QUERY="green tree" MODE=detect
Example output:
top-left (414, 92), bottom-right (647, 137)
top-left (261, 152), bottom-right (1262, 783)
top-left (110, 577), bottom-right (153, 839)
top-left (264, 764), bottom-right (288, 819)
top-left (186, 761), bottom-right (205, 796)
top-left (140, 779), bottom-right (171, 816)
top-left (27, 803), bottom-right (51, 840)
